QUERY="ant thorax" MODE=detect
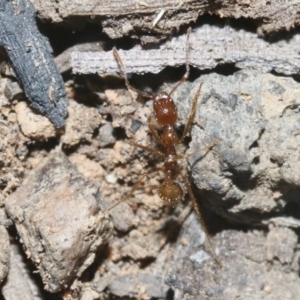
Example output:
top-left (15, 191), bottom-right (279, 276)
top-left (160, 125), bottom-right (179, 147)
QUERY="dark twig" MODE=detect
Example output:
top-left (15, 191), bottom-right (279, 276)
top-left (0, 0), bottom-right (68, 128)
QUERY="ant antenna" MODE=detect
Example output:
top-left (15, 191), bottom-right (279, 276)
top-left (169, 27), bottom-right (191, 96)
top-left (113, 48), bottom-right (154, 99)
top-left (104, 167), bottom-right (162, 213)
top-left (185, 179), bottom-right (222, 268)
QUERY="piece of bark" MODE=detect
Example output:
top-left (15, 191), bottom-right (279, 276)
top-left (0, 0), bottom-right (68, 128)
top-left (219, 0), bottom-right (300, 36)
top-left (54, 42), bottom-right (104, 74)
top-left (5, 150), bottom-right (113, 292)
top-left (33, 0), bottom-right (218, 38)
top-left (33, 0), bottom-right (300, 37)
top-left (71, 24), bottom-right (300, 76)
top-left (1, 243), bottom-right (43, 300)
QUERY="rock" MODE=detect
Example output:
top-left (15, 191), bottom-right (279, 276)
top-left (177, 70), bottom-right (300, 223)
top-left (5, 150), bottom-right (113, 292)
top-left (61, 100), bottom-right (102, 147)
top-left (15, 101), bottom-right (56, 140)
top-left (108, 273), bottom-right (165, 299)
top-left (99, 123), bottom-right (116, 147)
top-left (4, 80), bottom-right (24, 101)
top-left (0, 226), bottom-right (9, 284)
top-left (1, 243), bottom-right (43, 300)
top-left (266, 227), bottom-right (298, 264)
top-left (165, 213), bottom-right (300, 300)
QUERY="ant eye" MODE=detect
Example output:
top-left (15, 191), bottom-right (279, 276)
top-left (158, 182), bottom-right (183, 205)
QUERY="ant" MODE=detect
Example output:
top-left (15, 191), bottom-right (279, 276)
top-left (106, 28), bottom-right (222, 267)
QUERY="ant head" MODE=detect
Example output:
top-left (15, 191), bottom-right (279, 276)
top-left (153, 92), bottom-right (177, 127)
top-left (158, 181), bottom-right (183, 206)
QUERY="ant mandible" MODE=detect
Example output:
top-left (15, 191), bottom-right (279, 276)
top-left (106, 27), bottom-right (222, 267)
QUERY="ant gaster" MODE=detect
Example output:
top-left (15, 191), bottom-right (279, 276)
top-left (107, 28), bottom-right (222, 267)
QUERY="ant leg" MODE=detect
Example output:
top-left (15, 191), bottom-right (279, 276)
top-left (169, 27), bottom-right (192, 96)
top-left (185, 178), bottom-right (222, 267)
top-left (179, 82), bottom-right (203, 144)
top-left (113, 48), bottom-right (154, 99)
top-left (129, 140), bottom-right (164, 157)
top-left (104, 167), bottom-right (163, 213)
top-left (176, 138), bottom-right (222, 160)
top-left (147, 116), bottom-right (164, 145)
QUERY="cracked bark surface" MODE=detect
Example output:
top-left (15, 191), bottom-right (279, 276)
top-left (71, 23), bottom-right (300, 76)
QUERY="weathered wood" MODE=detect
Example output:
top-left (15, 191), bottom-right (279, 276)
top-left (33, 0), bottom-right (217, 38)
top-left (71, 24), bottom-right (300, 76)
top-left (33, 0), bottom-right (300, 38)
top-left (0, 0), bottom-right (68, 128)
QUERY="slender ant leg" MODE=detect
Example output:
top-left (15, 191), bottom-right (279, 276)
top-left (113, 48), bottom-right (154, 99)
top-left (104, 167), bottom-right (163, 213)
top-left (185, 178), bottom-right (222, 267)
top-left (129, 140), bottom-right (164, 157)
top-left (147, 116), bottom-right (164, 145)
top-left (169, 27), bottom-right (192, 96)
top-left (179, 82), bottom-right (203, 144)
top-left (176, 138), bottom-right (222, 160)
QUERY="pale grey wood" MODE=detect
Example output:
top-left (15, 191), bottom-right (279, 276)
top-left (71, 24), bottom-right (300, 76)
top-left (32, 0), bottom-right (300, 36)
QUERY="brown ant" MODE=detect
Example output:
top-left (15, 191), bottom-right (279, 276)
top-left (106, 28), bottom-right (222, 266)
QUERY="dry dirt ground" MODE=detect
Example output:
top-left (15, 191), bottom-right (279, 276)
top-left (1, 14), bottom-right (300, 300)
